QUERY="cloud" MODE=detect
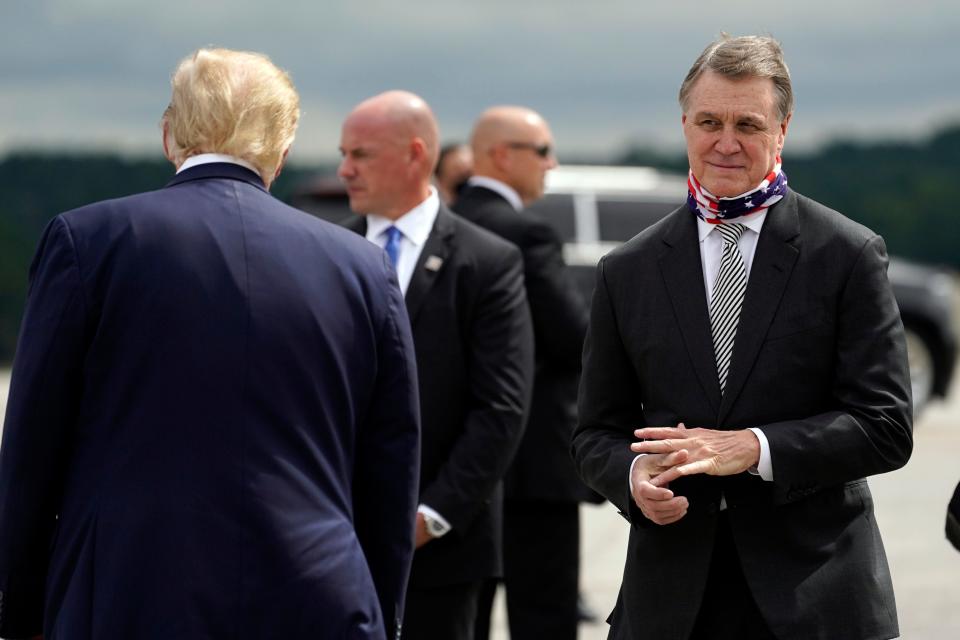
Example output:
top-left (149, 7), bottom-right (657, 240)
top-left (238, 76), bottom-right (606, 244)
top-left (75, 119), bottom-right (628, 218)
top-left (1, 1), bottom-right (958, 160)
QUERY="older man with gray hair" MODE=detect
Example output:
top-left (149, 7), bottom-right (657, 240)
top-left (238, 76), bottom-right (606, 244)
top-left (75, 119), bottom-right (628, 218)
top-left (573, 35), bottom-right (912, 639)
top-left (0, 49), bottom-right (421, 639)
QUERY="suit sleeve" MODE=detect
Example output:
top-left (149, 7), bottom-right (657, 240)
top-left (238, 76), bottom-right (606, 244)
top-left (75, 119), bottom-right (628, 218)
top-left (352, 254), bottom-right (421, 639)
top-left (0, 216), bottom-right (90, 637)
top-left (521, 221), bottom-right (588, 371)
top-left (763, 235), bottom-right (913, 501)
top-left (572, 256), bottom-right (645, 519)
top-left (419, 244), bottom-right (534, 531)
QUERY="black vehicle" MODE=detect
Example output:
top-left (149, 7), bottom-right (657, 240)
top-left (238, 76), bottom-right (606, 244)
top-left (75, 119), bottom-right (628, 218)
top-left (292, 165), bottom-right (957, 414)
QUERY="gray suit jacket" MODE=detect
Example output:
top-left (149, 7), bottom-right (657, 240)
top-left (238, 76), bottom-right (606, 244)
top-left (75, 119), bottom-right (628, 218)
top-left (573, 190), bottom-right (913, 640)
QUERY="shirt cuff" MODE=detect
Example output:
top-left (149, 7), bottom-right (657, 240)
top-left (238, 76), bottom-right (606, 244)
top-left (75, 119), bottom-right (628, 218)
top-left (747, 427), bottom-right (773, 481)
top-left (628, 454), bottom-right (646, 496)
top-left (417, 504), bottom-right (452, 537)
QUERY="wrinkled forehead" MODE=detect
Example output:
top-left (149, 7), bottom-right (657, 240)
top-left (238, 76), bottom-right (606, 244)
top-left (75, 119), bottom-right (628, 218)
top-left (685, 72), bottom-right (779, 119)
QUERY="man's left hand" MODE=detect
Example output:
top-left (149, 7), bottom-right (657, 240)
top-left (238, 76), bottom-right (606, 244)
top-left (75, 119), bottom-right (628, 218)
top-left (414, 512), bottom-right (434, 549)
top-left (631, 423), bottom-right (760, 486)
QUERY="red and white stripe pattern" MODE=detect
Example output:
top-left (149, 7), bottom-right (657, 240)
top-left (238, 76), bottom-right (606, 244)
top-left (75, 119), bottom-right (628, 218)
top-left (687, 158), bottom-right (787, 224)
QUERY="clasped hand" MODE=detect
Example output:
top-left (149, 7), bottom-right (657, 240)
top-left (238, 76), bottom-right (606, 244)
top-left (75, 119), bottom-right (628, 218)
top-left (628, 423), bottom-right (760, 525)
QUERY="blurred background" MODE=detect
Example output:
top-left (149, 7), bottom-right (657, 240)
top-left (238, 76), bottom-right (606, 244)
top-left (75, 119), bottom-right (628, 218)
top-left (2, 1), bottom-right (959, 637)
top-left (2, 1), bottom-right (959, 363)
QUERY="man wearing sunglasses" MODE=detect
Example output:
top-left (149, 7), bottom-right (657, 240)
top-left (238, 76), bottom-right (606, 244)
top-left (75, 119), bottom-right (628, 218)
top-left (456, 107), bottom-right (591, 640)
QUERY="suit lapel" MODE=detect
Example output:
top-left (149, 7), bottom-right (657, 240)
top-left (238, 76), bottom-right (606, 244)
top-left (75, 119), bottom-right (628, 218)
top-left (659, 211), bottom-right (722, 414)
top-left (717, 192), bottom-right (801, 422)
top-left (404, 206), bottom-right (454, 324)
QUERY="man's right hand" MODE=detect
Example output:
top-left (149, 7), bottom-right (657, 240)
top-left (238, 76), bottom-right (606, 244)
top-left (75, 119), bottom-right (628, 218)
top-left (630, 450), bottom-right (690, 525)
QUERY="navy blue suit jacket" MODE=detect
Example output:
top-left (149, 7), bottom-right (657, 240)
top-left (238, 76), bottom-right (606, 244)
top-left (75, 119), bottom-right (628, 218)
top-left (0, 163), bottom-right (421, 639)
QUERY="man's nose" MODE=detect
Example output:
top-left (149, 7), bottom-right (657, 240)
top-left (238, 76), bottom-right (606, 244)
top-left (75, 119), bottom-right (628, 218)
top-left (715, 127), bottom-right (741, 155)
top-left (337, 157), bottom-right (353, 179)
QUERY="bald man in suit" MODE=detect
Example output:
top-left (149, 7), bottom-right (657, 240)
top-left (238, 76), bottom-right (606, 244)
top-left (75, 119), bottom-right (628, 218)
top-left (456, 106), bottom-right (592, 640)
top-left (339, 91), bottom-right (534, 640)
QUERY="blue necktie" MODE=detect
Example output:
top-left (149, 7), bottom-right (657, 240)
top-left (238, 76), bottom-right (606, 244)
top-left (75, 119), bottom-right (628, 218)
top-left (384, 226), bottom-right (402, 268)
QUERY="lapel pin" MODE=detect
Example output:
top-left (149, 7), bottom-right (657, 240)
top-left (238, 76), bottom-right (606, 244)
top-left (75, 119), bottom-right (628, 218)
top-left (424, 255), bottom-right (444, 272)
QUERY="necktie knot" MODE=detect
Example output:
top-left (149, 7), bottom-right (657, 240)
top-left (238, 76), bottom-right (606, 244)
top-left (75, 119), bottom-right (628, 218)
top-left (715, 222), bottom-right (747, 245)
top-left (383, 226), bottom-right (402, 267)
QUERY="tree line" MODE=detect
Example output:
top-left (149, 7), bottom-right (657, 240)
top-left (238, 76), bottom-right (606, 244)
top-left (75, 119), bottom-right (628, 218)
top-left (1, 124), bottom-right (958, 362)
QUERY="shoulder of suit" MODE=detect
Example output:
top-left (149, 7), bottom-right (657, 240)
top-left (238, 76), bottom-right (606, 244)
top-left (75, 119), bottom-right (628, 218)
top-left (457, 195), bottom-right (559, 246)
top-left (453, 188), bottom-right (515, 220)
top-left (59, 182), bottom-right (383, 263)
top-left (789, 189), bottom-right (880, 255)
top-left (447, 209), bottom-right (524, 261)
top-left (604, 204), bottom-right (686, 262)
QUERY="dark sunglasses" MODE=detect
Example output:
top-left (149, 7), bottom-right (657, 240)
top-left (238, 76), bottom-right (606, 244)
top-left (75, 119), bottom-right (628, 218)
top-left (504, 142), bottom-right (552, 158)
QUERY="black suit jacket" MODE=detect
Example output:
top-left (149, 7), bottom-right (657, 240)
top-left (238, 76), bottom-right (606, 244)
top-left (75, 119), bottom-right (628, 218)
top-left (454, 185), bottom-right (593, 503)
top-left (345, 205), bottom-right (534, 587)
top-left (0, 163), bottom-right (420, 639)
top-left (573, 190), bottom-right (913, 640)
top-left (948, 479), bottom-right (960, 551)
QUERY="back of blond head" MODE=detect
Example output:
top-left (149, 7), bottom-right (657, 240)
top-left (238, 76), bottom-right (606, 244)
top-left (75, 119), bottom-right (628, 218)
top-left (162, 48), bottom-right (300, 182)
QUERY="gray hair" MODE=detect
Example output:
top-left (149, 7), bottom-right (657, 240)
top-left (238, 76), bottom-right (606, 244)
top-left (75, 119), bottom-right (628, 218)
top-left (678, 35), bottom-right (793, 121)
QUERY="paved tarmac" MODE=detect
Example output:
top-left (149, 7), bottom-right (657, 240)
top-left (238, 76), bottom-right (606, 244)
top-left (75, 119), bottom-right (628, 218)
top-left (2, 365), bottom-right (958, 639)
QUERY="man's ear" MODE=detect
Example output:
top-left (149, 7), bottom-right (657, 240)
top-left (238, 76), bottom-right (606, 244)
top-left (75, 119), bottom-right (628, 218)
top-left (264, 147), bottom-right (291, 190)
top-left (162, 122), bottom-right (181, 169)
top-left (778, 112), bottom-right (793, 151)
top-left (274, 147), bottom-right (290, 179)
top-left (490, 142), bottom-right (510, 173)
top-left (409, 137), bottom-right (426, 163)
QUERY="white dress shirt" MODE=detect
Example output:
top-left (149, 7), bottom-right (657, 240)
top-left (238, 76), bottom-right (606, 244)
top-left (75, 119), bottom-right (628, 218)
top-left (697, 211), bottom-right (773, 482)
top-left (363, 188), bottom-right (452, 536)
top-left (364, 188), bottom-right (440, 296)
top-left (630, 209), bottom-right (775, 502)
top-left (465, 175), bottom-right (523, 211)
top-left (177, 153), bottom-right (260, 176)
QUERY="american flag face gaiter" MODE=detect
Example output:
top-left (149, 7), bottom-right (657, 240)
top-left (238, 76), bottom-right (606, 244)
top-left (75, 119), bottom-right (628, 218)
top-left (687, 158), bottom-right (788, 223)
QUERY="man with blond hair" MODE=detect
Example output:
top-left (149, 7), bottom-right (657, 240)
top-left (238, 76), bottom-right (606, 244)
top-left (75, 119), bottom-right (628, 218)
top-left (0, 49), bottom-right (420, 639)
top-left (456, 106), bottom-right (591, 640)
top-left (574, 35), bottom-right (912, 639)
top-left (339, 91), bottom-right (534, 640)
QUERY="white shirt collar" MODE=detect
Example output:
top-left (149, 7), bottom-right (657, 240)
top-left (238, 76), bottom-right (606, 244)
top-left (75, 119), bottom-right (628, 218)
top-left (697, 209), bottom-right (768, 242)
top-left (366, 187), bottom-right (440, 247)
top-left (177, 153), bottom-right (261, 176)
top-left (466, 176), bottom-right (523, 211)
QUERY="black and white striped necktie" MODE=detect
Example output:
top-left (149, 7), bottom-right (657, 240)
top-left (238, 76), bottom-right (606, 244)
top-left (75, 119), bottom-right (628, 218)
top-left (710, 223), bottom-right (748, 393)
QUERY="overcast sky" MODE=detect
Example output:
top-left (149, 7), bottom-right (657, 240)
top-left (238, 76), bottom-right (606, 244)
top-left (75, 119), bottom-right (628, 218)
top-left (2, 1), bottom-right (958, 164)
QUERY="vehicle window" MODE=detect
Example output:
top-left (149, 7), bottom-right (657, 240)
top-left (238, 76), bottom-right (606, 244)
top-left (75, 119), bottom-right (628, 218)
top-left (526, 194), bottom-right (576, 243)
top-left (597, 199), bottom-right (679, 243)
